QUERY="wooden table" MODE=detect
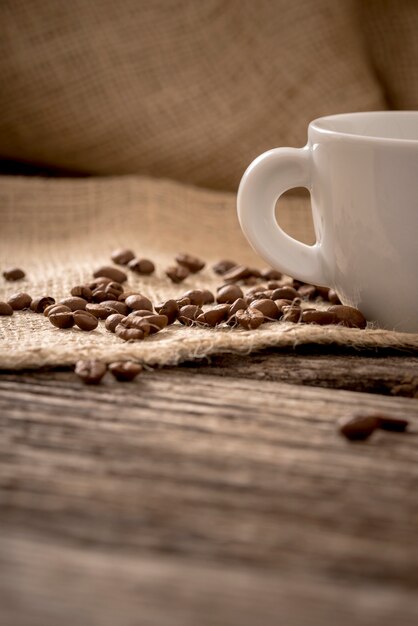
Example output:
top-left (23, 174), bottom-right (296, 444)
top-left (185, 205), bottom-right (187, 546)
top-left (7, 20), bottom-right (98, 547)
top-left (1, 348), bottom-right (417, 626)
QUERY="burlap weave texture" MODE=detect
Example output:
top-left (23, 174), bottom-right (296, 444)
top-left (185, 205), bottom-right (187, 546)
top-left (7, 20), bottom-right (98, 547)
top-left (0, 0), bottom-right (385, 190)
top-left (0, 175), bottom-right (417, 371)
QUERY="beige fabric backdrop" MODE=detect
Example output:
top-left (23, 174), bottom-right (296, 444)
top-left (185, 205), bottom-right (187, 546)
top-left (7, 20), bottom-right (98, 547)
top-left (1, 175), bottom-right (417, 371)
top-left (0, 0), bottom-right (384, 190)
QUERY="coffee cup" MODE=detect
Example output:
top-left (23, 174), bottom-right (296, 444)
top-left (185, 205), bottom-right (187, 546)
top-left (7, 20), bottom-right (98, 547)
top-left (237, 111), bottom-right (418, 332)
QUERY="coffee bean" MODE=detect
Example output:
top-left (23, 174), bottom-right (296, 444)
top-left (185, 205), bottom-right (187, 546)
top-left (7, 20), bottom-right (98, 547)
top-left (235, 308), bottom-right (264, 329)
top-left (7, 292), bottom-right (32, 310)
top-left (123, 316), bottom-right (151, 337)
top-left (201, 289), bottom-right (215, 304)
top-left (281, 305), bottom-right (302, 323)
top-left (93, 265), bottom-right (127, 284)
top-left (49, 311), bottom-right (74, 329)
top-left (176, 297), bottom-right (191, 308)
top-left (128, 310), bottom-right (155, 318)
top-left (273, 298), bottom-right (293, 313)
top-left (246, 285), bottom-right (267, 296)
top-left (178, 304), bottom-right (203, 326)
top-left (75, 360), bottom-right (107, 384)
top-left (271, 286), bottom-right (299, 301)
top-left (70, 285), bottom-right (93, 301)
top-left (249, 298), bottom-right (280, 320)
top-left (200, 304), bottom-right (230, 326)
top-left (242, 276), bottom-right (261, 286)
top-left (267, 281), bottom-right (281, 290)
top-left (141, 314), bottom-right (168, 333)
top-left (3, 267), bottom-right (25, 281)
top-left (92, 288), bottom-right (109, 303)
top-left (0, 301), bottom-right (13, 315)
top-left (338, 414), bottom-right (379, 441)
top-left (175, 253), bottom-right (205, 273)
top-left (111, 248), bottom-right (135, 265)
top-left (301, 310), bottom-right (338, 325)
top-left (328, 289), bottom-right (342, 305)
top-left (165, 265), bottom-right (189, 283)
top-left (261, 268), bottom-right (282, 280)
top-left (115, 325), bottom-right (145, 341)
top-left (108, 361), bottom-right (143, 382)
top-left (212, 260), bottom-right (237, 275)
top-left (85, 303), bottom-right (114, 319)
top-left (125, 294), bottom-right (153, 311)
top-left (44, 304), bottom-right (72, 317)
top-left (105, 313), bottom-right (126, 332)
top-left (375, 415), bottom-right (409, 432)
top-left (101, 300), bottom-right (129, 315)
top-left (328, 304), bottom-right (367, 329)
top-left (59, 296), bottom-right (87, 311)
top-left (315, 286), bottom-right (330, 300)
top-left (229, 298), bottom-right (248, 316)
top-left (30, 296), bottom-right (55, 313)
top-left (222, 265), bottom-right (261, 282)
top-left (128, 257), bottom-right (155, 275)
top-left (298, 284), bottom-right (317, 299)
top-left (182, 289), bottom-right (206, 307)
top-left (217, 284), bottom-right (244, 304)
top-left (155, 299), bottom-right (179, 324)
top-left (73, 310), bottom-right (99, 331)
top-left (105, 282), bottom-right (124, 298)
top-left (89, 276), bottom-right (113, 290)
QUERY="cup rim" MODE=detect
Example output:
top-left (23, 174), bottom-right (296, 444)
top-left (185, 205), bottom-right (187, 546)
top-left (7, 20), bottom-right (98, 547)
top-left (309, 111), bottom-right (418, 145)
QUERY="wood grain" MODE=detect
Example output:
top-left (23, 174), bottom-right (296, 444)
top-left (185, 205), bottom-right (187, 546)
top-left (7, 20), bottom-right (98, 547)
top-left (0, 367), bottom-right (418, 625)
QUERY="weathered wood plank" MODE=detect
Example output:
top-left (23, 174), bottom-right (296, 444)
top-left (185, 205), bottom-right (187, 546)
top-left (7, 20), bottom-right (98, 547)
top-left (179, 350), bottom-right (418, 397)
top-left (0, 370), bottom-right (417, 625)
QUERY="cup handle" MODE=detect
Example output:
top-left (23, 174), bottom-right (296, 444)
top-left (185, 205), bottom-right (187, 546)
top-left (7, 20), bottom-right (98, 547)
top-left (237, 146), bottom-right (328, 286)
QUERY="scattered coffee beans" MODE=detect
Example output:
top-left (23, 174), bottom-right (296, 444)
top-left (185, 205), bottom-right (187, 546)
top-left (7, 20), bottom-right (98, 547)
top-left (0, 301), bottom-right (13, 315)
top-left (165, 265), bottom-right (189, 283)
top-left (217, 284), bottom-right (244, 304)
top-left (105, 313), bottom-right (125, 332)
top-left (201, 289), bottom-right (215, 304)
top-left (92, 288), bottom-right (109, 303)
top-left (89, 276), bottom-right (112, 290)
top-left (328, 305), bottom-right (367, 329)
top-left (298, 284), bottom-right (317, 300)
top-left (212, 260), bottom-right (237, 275)
top-left (338, 414), bottom-right (380, 441)
top-left (101, 300), bottom-right (129, 315)
top-left (75, 360), bottom-right (107, 384)
top-left (49, 311), bottom-right (74, 329)
top-left (128, 258), bottom-right (155, 275)
top-left (108, 361), bottom-right (143, 382)
top-left (7, 292), bottom-right (32, 310)
top-left (93, 265), bottom-right (127, 284)
top-left (235, 308), bottom-right (264, 330)
top-left (3, 267), bottom-right (25, 281)
top-left (85, 303), bottom-right (113, 319)
top-left (73, 310), bottom-right (99, 331)
top-left (30, 296), bottom-right (55, 313)
top-left (175, 253), bottom-right (205, 273)
top-left (105, 282), bottom-right (124, 298)
top-left (111, 248), bottom-right (135, 265)
top-left (222, 265), bottom-right (260, 283)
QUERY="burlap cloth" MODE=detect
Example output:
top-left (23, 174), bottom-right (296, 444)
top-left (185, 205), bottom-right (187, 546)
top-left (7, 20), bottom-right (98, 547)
top-left (1, 175), bottom-right (417, 370)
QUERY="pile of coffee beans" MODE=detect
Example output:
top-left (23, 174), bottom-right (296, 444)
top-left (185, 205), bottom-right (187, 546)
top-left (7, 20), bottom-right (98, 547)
top-left (1, 253), bottom-right (368, 336)
top-left (338, 413), bottom-right (409, 441)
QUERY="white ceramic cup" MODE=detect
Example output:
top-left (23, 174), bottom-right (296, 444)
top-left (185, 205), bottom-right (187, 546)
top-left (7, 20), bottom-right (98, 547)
top-left (237, 111), bottom-right (418, 333)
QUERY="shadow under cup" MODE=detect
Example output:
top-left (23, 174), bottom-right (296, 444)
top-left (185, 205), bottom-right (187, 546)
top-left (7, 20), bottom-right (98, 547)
top-left (238, 111), bottom-right (418, 332)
